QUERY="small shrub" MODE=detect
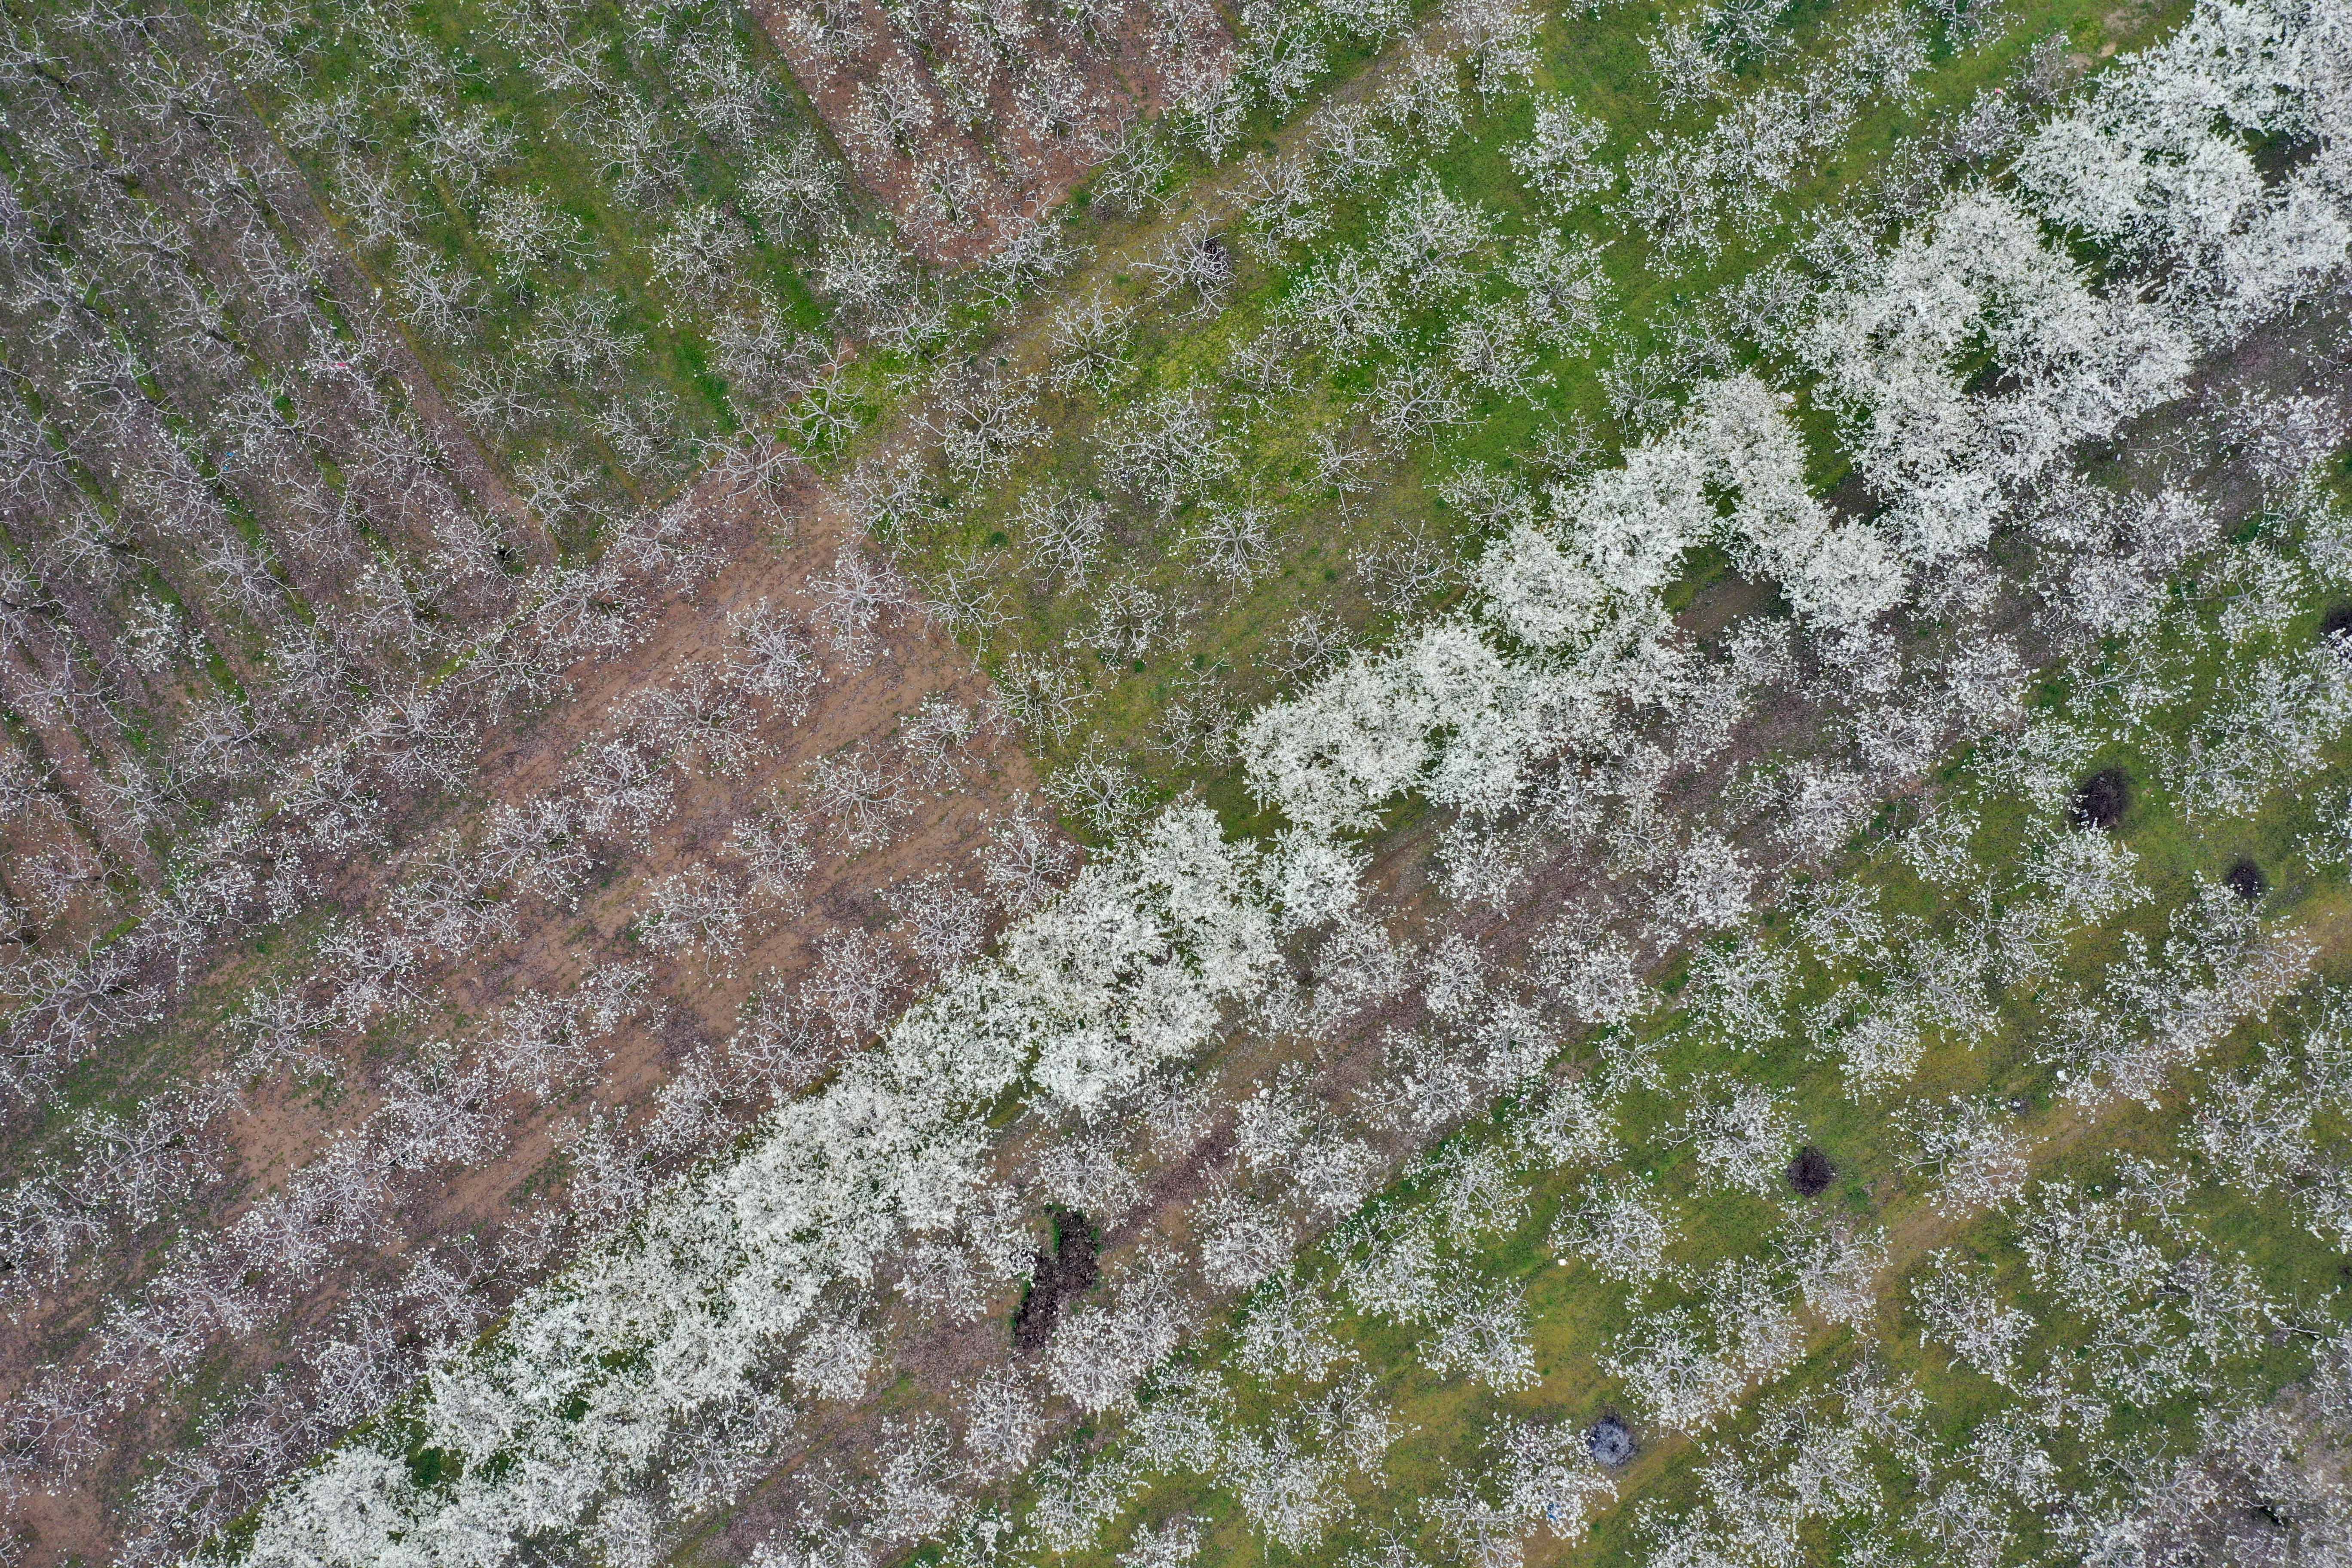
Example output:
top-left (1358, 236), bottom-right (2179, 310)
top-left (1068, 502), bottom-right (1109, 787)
top-left (1014, 1209), bottom-right (1099, 1351)
top-left (1586, 1412), bottom-right (1636, 1467)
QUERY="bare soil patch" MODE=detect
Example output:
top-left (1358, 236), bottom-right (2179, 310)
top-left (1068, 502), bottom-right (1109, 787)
top-left (5, 465), bottom-right (1055, 1567)
top-left (752, 0), bottom-right (1233, 262)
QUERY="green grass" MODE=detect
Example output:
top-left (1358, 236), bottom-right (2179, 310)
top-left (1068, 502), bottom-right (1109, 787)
top-left (956, 496), bottom-right (2352, 1565)
top-left (858, 0), bottom-right (2185, 839)
top-left (195, 0), bottom-right (860, 544)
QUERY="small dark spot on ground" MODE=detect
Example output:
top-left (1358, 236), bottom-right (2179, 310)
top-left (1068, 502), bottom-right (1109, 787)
top-left (2070, 768), bottom-right (2131, 831)
top-left (1589, 1413), bottom-right (1636, 1467)
top-left (2225, 859), bottom-right (2267, 902)
top-left (1788, 1144), bottom-right (1836, 1197)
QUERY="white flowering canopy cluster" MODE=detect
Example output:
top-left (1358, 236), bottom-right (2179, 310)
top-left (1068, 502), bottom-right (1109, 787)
top-left (1491, 374), bottom-right (1908, 641)
top-left (1244, 372), bottom-right (1900, 833)
top-left (224, 805), bottom-right (1320, 1568)
top-left (1804, 190), bottom-right (2196, 566)
top-left (1819, 0), bottom-right (2352, 565)
top-left (1246, 0), bottom-right (2352, 839)
top-left (2012, 0), bottom-right (2352, 345)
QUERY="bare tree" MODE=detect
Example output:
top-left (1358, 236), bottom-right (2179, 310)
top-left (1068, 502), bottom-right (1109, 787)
top-left (727, 801), bottom-right (814, 910)
top-left (634, 871), bottom-right (748, 976)
top-left (805, 741), bottom-right (913, 854)
top-left (981, 805), bottom-right (1077, 916)
top-left (808, 546), bottom-right (916, 666)
top-left (802, 929), bottom-right (903, 1046)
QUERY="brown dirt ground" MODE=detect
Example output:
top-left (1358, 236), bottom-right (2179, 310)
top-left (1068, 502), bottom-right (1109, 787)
top-left (2, 460), bottom-right (1057, 1565)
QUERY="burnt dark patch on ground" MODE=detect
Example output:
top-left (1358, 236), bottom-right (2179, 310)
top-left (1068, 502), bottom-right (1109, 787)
top-left (1589, 1412), bottom-right (1636, 1467)
top-left (1787, 1144), bottom-right (1836, 1197)
top-left (2070, 768), bottom-right (2132, 832)
top-left (1014, 1208), bottom-right (1099, 1351)
top-left (2226, 859), bottom-right (2268, 903)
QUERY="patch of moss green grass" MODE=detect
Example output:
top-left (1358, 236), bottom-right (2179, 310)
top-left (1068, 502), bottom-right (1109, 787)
top-left (963, 506), bottom-right (2352, 1566)
top-left (867, 0), bottom-right (2187, 838)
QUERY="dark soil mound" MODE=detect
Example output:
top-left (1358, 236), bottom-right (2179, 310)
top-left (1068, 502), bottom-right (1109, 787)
top-left (2225, 859), bottom-right (2268, 903)
top-left (1588, 1413), bottom-right (1636, 1467)
top-left (2069, 768), bottom-right (2132, 832)
top-left (2322, 605), bottom-right (2352, 649)
top-left (1013, 1210), bottom-right (1098, 1350)
top-left (1787, 1144), bottom-right (1836, 1197)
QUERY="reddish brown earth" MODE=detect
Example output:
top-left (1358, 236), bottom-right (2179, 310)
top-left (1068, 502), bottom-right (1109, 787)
top-left (753, 0), bottom-right (1234, 262)
top-left (0, 461), bottom-right (1058, 1566)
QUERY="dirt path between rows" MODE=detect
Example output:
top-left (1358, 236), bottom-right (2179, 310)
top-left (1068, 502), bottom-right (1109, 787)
top-left (7, 460), bottom-right (1058, 1565)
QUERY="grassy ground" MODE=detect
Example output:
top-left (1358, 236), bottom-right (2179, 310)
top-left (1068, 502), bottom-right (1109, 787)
top-left (851, 0), bottom-right (2181, 838)
top-left (197, 0), bottom-right (861, 543)
top-left (952, 478), bottom-right (2352, 1563)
